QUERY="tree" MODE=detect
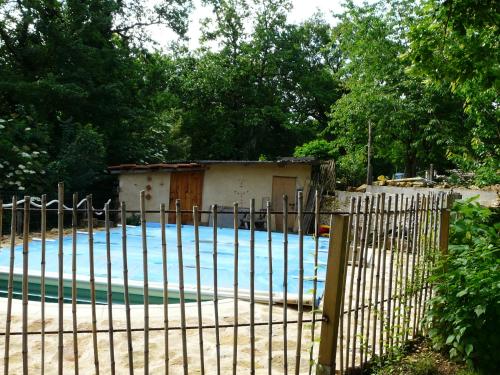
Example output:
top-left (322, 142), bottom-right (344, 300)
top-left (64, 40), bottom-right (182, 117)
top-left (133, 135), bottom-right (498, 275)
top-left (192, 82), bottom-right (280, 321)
top-left (173, 1), bottom-right (341, 160)
top-left (407, 0), bottom-right (499, 185)
top-left (323, 0), bottom-right (463, 179)
top-left (0, 0), bottom-right (192, 193)
top-left (0, 109), bottom-right (50, 194)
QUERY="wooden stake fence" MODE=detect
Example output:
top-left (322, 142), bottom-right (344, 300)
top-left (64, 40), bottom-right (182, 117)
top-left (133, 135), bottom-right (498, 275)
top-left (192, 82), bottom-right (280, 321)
top-left (0, 189), bottom-right (449, 374)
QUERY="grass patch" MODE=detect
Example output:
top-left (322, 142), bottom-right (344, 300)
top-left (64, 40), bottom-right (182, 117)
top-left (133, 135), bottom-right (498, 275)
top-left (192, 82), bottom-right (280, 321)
top-left (369, 339), bottom-right (478, 375)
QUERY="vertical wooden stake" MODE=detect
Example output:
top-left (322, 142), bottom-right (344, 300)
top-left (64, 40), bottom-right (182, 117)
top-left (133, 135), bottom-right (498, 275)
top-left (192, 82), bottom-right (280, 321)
top-left (309, 190), bottom-right (320, 375)
top-left (161, 204), bottom-right (170, 374)
top-left (212, 204), bottom-right (221, 375)
top-left (87, 195), bottom-right (100, 375)
top-left (294, 191), bottom-right (304, 375)
top-left (193, 205), bottom-right (204, 375)
top-left (57, 183), bottom-right (64, 375)
top-left (249, 198), bottom-right (256, 375)
top-left (266, 201), bottom-right (273, 375)
top-left (22, 196), bottom-right (30, 375)
top-left (3, 196), bottom-right (16, 375)
top-left (232, 202), bottom-right (239, 375)
top-left (140, 191), bottom-right (150, 375)
top-left (72, 193), bottom-right (79, 374)
top-left (439, 195), bottom-right (451, 257)
top-left (41, 195), bottom-right (47, 375)
top-left (317, 214), bottom-right (350, 375)
top-left (175, 199), bottom-right (188, 375)
top-left (105, 202), bottom-right (116, 375)
top-left (120, 202), bottom-right (134, 374)
top-left (282, 195), bottom-right (289, 375)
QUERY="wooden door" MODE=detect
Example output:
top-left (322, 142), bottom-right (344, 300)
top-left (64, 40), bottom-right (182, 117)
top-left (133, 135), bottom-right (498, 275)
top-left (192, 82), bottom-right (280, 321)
top-left (169, 171), bottom-right (204, 224)
top-left (272, 176), bottom-right (297, 232)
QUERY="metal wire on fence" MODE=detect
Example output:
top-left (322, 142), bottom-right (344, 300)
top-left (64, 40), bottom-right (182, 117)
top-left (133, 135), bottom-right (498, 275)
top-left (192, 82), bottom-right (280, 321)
top-left (0, 187), bottom-right (451, 374)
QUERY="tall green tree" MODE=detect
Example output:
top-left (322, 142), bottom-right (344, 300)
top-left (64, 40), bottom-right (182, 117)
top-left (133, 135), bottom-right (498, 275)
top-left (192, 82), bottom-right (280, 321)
top-left (0, 0), bottom-right (192, 193)
top-left (300, 0), bottom-right (463, 183)
top-left (175, 0), bottom-right (341, 159)
top-left (408, 0), bottom-right (499, 185)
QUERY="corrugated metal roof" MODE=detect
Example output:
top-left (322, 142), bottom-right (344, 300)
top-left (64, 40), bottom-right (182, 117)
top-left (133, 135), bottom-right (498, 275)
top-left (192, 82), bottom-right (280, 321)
top-left (108, 158), bottom-right (318, 174)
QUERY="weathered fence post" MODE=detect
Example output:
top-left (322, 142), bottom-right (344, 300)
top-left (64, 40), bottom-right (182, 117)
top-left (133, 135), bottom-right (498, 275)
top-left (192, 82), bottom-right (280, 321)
top-left (317, 214), bottom-right (349, 375)
top-left (438, 194), bottom-right (453, 256)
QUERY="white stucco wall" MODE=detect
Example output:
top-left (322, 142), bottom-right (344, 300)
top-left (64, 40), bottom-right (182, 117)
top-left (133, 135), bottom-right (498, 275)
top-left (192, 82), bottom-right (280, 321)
top-left (116, 163), bottom-right (313, 224)
top-left (118, 172), bottom-right (171, 221)
top-left (201, 164), bottom-right (311, 212)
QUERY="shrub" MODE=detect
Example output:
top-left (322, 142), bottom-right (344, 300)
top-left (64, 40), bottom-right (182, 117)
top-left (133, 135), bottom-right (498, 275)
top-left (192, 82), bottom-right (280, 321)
top-left (425, 197), bottom-right (500, 373)
top-left (294, 139), bottom-right (335, 160)
top-left (49, 123), bottom-right (106, 192)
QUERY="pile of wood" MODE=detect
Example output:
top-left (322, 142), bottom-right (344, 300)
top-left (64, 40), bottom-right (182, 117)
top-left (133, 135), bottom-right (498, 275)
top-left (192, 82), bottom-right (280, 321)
top-left (374, 177), bottom-right (436, 188)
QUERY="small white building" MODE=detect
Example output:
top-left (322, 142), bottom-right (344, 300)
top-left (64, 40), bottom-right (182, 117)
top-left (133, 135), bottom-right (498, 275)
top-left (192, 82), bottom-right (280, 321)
top-left (109, 158), bottom-right (318, 230)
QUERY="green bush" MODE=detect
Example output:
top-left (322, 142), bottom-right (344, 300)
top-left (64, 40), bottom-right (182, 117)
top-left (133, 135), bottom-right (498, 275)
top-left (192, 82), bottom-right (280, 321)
top-left (425, 197), bottom-right (500, 373)
top-left (294, 139), bottom-right (335, 160)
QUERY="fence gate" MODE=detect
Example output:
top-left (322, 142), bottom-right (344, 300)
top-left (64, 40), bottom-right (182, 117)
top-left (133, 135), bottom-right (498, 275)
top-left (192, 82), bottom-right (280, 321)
top-left (0, 184), bottom-right (450, 374)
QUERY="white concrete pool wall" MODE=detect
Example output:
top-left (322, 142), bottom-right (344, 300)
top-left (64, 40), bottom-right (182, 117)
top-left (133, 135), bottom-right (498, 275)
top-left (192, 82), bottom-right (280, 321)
top-left (0, 267), bottom-right (317, 306)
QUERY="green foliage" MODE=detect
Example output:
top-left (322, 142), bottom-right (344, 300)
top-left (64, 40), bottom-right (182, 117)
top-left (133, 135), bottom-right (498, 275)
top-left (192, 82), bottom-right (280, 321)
top-left (176, 1), bottom-right (341, 159)
top-left (425, 198), bottom-right (500, 373)
top-left (0, 109), bottom-right (50, 193)
top-left (294, 139), bottom-right (334, 160)
top-left (447, 149), bottom-right (500, 187)
top-left (325, 0), bottom-right (463, 177)
top-left (49, 124), bottom-right (106, 192)
top-left (126, 214), bottom-right (141, 226)
top-left (407, 0), bottom-right (499, 186)
top-left (336, 147), bottom-right (367, 187)
top-left (0, 0), bottom-right (192, 194)
top-left (0, 0), bottom-right (497, 194)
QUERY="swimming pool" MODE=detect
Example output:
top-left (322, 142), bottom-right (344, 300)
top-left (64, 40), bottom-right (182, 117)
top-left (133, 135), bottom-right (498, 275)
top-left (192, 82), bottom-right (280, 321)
top-left (0, 224), bottom-right (329, 305)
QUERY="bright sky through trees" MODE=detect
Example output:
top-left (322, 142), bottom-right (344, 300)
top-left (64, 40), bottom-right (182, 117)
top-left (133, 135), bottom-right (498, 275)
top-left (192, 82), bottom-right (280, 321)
top-left (149, 0), bottom-right (343, 49)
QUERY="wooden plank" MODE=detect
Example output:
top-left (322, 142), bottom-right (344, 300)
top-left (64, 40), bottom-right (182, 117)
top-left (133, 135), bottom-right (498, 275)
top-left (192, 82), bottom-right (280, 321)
top-left (316, 214), bottom-right (350, 375)
top-left (169, 172), bottom-right (204, 224)
top-left (439, 195), bottom-right (451, 256)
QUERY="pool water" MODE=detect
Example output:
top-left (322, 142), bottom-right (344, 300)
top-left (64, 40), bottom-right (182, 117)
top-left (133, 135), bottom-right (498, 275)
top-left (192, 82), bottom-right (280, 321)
top-left (0, 224), bottom-right (329, 304)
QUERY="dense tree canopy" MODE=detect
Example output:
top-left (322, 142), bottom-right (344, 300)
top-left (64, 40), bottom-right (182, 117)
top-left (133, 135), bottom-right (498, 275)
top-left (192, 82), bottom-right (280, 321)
top-left (0, 0), bottom-right (497, 196)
